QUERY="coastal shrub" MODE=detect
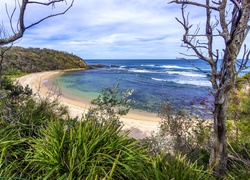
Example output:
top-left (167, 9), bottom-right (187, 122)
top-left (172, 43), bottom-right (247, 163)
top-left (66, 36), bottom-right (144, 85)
top-left (226, 88), bottom-right (250, 179)
top-left (0, 80), bottom-right (218, 179)
top-left (0, 77), bottom-right (32, 124)
top-left (87, 84), bottom-right (134, 126)
top-left (0, 125), bottom-right (28, 178)
top-left (2, 46), bottom-right (87, 75)
top-left (0, 77), bottom-right (68, 138)
top-left (142, 101), bottom-right (212, 166)
top-left (0, 79), bottom-right (70, 178)
top-left (150, 153), bottom-right (214, 180)
top-left (227, 155), bottom-right (250, 179)
top-left (26, 118), bottom-right (149, 179)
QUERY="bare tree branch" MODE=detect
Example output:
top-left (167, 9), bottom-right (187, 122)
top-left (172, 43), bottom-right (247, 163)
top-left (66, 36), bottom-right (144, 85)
top-left (172, 0), bottom-right (250, 176)
top-left (26, 0), bottom-right (74, 29)
top-left (28, 0), bottom-right (65, 5)
top-left (0, 0), bottom-right (74, 46)
top-left (169, 0), bottom-right (219, 11)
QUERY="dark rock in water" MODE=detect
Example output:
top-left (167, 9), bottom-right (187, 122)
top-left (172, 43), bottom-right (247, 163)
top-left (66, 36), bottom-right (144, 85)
top-left (200, 101), bottom-right (205, 105)
top-left (110, 65), bottom-right (120, 68)
top-left (87, 64), bottom-right (106, 69)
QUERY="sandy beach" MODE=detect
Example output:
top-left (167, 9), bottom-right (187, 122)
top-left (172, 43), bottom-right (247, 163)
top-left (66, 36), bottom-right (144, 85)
top-left (17, 69), bottom-right (161, 139)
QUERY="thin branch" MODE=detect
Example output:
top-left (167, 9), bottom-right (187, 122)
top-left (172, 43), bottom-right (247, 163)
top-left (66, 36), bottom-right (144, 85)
top-left (169, 0), bottom-right (219, 11)
top-left (176, 4), bottom-right (210, 62)
top-left (5, 1), bottom-right (17, 35)
top-left (0, 0), bottom-right (74, 46)
top-left (236, 44), bottom-right (250, 74)
top-left (26, 0), bottom-right (74, 29)
top-left (28, 0), bottom-right (65, 6)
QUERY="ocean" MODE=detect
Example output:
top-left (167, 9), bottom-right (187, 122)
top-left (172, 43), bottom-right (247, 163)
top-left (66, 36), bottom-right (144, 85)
top-left (49, 59), bottom-right (249, 118)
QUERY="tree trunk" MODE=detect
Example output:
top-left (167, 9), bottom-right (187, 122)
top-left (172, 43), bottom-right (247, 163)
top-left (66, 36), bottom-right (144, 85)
top-left (209, 88), bottom-right (231, 177)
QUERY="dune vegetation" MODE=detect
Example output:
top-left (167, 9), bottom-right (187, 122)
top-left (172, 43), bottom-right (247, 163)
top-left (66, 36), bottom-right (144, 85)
top-left (0, 55), bottom-right (250, 178)
top-left (1, 46), bottom-right (87, 77)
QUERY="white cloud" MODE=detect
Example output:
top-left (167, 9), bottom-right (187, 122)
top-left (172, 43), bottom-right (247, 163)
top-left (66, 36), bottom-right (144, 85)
top-left (0, 0), bottom-right (249, 59)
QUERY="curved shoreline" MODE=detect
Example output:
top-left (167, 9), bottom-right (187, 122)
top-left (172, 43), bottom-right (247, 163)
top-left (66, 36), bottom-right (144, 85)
top-left (17, 69), bottom-right (160, 139)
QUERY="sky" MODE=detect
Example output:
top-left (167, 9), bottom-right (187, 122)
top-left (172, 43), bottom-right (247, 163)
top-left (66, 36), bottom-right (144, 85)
top-left (0, 0), bottom-right (249, 59)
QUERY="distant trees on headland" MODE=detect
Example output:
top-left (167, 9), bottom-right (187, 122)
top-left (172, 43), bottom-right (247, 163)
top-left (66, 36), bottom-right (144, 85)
top-left (2, 46), bottom-right (87, 76)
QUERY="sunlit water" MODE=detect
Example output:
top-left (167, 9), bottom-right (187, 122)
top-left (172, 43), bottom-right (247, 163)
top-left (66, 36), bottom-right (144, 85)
top-left (48, 59), bottom-right (250, 118)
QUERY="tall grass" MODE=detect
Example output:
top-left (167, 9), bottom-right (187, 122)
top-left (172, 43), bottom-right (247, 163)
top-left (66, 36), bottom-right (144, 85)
top-left (151, 153), bottom-right (214, 180)
top-left (26, 118), bottom-right (150, 179)
top-left (0, 79), bottom-right (218, 179)
top-left (0, 125), bottom-right (27, 178)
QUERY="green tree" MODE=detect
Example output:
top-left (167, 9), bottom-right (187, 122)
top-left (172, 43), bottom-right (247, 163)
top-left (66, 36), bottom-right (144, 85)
top-left (87, 84), bottom-right (134, 126)
top-left (170, 0), bottom-right (250, 177)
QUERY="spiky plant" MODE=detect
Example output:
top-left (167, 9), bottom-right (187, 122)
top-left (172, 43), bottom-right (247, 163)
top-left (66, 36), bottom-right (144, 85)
top-left (26, 118), bottom-right (149, 179)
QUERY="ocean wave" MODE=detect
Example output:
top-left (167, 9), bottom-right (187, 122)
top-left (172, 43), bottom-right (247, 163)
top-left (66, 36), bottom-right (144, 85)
top-left (173, 79), bottom-right (211, 87)
top-left (150, 77), bottom-right (211, 87)
top-left (161, 65), bottom-right (184, 69)
top-left (128, 68), bottom-right (154, 73)
top-left (151, 77), bottom-right (167, 82)
top-left (140, 64), bottom-right (155, 67)
top-left (166, 71), bottom-right (207, 77)
top-left (140, 64), bottom-right (197, 71)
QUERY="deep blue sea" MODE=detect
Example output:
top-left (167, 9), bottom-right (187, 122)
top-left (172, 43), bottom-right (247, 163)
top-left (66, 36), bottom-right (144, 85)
top-left (51, 59), bottom-right (249, 117)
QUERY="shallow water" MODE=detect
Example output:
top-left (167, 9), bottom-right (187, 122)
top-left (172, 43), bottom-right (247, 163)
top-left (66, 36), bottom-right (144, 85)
top-left (49, 59), bottom-right (249, 118)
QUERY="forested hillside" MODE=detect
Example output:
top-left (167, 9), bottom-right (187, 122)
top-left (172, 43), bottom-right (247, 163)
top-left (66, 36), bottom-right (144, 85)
top-left (2, 46), bottom-right (87, 75)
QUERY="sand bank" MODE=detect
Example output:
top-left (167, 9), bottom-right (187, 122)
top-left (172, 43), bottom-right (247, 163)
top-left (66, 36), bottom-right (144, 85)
top-left (17, 70), bottom-right (160, 139)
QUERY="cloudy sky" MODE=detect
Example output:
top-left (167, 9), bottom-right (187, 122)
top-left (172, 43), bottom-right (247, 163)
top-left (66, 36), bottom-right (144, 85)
top-left (0, 0), bottom-right (249, 59)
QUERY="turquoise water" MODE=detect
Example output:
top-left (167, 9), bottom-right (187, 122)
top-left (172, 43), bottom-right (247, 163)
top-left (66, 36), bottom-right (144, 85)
top-left (50, 59), bottom-right (249, 117)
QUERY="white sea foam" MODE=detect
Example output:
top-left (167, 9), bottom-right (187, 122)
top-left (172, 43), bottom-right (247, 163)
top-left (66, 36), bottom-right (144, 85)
top-left (140, 64), bottom-right (155, 67)
top-left (151, 77), bottom-right (210, 86)
top-left (151, 77), bottom-right (167, 82)
top-left (128, 68), bottom-right (153, 73)
top-left (166, 71), bottom-right (207, 77)
top-left (140, 64), bottom-right (191, 70)
top-left (173, 79), bottom-right (211, 87)
top-left (161, 65), bottom-right (183, 69)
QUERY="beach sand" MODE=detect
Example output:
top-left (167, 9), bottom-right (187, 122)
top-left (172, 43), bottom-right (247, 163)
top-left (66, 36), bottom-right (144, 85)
top-left (17, 70), bottom-right (160, 139)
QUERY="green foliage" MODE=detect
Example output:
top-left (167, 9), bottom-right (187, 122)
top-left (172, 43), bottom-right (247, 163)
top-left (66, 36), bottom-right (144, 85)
top-left (88, 84), bottom-right (134, 126)
top-left (0, 126), bottom-right (27, 178)
top-left (26, 118), bottom-right (149, 179)
top-left (151, 153), bottom-right (214, 180)
top-left (227, 89), bottom-right (250, 154)
top-left (1, 46), bottom-right (87, 76)
top-left (142, 101), bottom-right (212, 167)
top-left (226, 74), bottom-right (250, 179)
top-left (0, 78), bottom-right (69, 178)
top-left (227, 158), bottom-right (250, 179)
top-left (236, 71), bottom-right (250, 90)
top-left (0, 77), bottom-right (68, 138)
top-left (0, 80), bottom-right (217, 179)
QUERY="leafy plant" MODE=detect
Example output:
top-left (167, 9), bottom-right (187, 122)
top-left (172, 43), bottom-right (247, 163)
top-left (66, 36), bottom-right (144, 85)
top-left (87, 84), bottom-right (134, 126)
top-left (143, 101), bottom-right (212, 167)
top-left (26, 118), bottom-right (149, 179)
top-left (151, 153), bottom-right (214, 180)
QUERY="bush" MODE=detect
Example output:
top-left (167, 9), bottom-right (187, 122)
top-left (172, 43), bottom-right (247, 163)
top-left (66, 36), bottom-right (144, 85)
top-left (0, 125), bottom-right (28, 177)
top-left (142, 101), bottom-right (212, 167)
top-left (26, 118), bottom-right (149, 179)
top-left (151, 153), bottom-right (214, 180)
top-left (0, 80), bottom-right (218, 179)
top-left (87, 84), bottom-right (134, 126)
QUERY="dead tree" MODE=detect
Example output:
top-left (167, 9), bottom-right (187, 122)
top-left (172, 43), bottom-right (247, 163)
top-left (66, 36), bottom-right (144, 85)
top-left (0, 0), bottom-right (74, 82)
top-left (169, 0), bottom-right (250, 177)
